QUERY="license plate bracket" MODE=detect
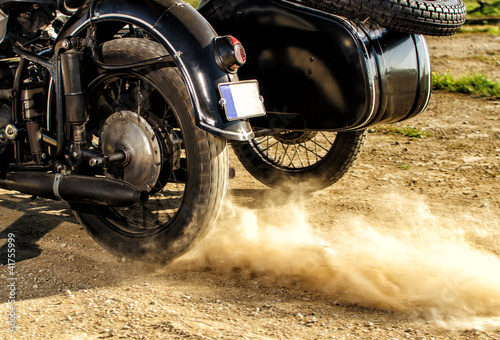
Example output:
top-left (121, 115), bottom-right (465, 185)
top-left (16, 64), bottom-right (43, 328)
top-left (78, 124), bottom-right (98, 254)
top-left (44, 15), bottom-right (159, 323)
top-left (218, 80), bottom-right (266, 121)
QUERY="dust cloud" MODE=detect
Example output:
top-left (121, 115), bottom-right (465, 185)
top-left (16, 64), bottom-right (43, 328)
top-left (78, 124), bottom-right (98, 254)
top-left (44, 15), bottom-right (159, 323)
top-left (170, 191), bottom-right (500, 329)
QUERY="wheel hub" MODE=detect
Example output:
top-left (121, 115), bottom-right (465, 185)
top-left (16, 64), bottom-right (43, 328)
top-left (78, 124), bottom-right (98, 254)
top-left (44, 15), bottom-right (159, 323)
top-left (100, 111), bottom-right (161, 191)
top-left (274, 130), bottom-right (318, 145)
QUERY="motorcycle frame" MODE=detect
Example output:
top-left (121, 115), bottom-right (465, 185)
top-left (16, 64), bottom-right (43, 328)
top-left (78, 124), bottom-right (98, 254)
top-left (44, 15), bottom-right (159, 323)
top-left (0, 0), bottom-right (261, 205)
top-left (9, 0), bottom-right (255, 149)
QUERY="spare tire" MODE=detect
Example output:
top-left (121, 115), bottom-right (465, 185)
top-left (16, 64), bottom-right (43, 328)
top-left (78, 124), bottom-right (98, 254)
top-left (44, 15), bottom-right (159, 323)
top-left (290, 0), bottom-right (466, 36)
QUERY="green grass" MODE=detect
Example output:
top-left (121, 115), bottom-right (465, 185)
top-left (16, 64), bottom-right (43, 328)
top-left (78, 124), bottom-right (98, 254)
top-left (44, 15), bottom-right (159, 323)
top-left (458, 25), bottom-right (500, 35)
top-left (370, 125), bottom-right (432, 138)
top-left (185, 0), bottom-right (200, 7)
top-left (464, 0), bottom-right (500, 18)
top-left (432, 73), bottom-right (500, 98)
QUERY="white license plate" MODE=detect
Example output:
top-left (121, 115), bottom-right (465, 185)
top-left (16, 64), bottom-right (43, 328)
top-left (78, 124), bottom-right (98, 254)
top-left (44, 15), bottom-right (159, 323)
top-left (218, 80), bottom-right (266, 121)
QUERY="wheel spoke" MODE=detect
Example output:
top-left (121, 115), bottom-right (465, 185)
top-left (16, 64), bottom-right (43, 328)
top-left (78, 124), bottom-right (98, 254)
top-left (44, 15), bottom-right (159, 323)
top-left (101, 85), bottom-right (120, 112)
top-left (250, 131), bottom-right (338, 170)
top-left (254, 137), bottom-right (279, 154)
top-left (282, 144), bottom-right (297, 168)
top-left (297, 141), bottom-right (323, 161)
top-left (307, 137), bottom-right (331, 153)
top-left (297, 142), bottom-right (312, 167)
top-left (319, 131), bottom-right (335, 146)
top-left (291, 144), bottom-right (305, 168)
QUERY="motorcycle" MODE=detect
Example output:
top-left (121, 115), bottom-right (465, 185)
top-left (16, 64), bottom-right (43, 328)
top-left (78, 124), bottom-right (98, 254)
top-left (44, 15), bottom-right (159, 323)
top-left (0, 0), bottom-right (465, 263)
top-left (0, 0), bottom-right (266, 263)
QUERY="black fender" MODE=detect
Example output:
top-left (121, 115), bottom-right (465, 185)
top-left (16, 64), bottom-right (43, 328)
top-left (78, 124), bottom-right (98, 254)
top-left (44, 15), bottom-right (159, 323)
top-left (56, 0), bottom-right (254, 141)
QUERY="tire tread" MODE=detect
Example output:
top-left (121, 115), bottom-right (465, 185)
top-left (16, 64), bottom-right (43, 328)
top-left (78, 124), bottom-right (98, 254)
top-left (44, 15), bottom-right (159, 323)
top-left (292, 0), bottom-right (466, 36)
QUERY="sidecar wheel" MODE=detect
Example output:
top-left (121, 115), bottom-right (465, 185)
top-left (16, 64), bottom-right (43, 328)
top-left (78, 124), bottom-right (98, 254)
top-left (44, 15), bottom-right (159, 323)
top-left (232, 130), bottom-right (366, 193)
top-left (293, 0), bottom-right (466, 36)
top-left (71, 38), bottom-right (228, 263)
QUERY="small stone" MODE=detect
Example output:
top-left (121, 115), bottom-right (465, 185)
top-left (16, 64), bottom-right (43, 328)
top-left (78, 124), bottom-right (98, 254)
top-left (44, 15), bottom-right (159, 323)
top-left (305, 317), bottom-right (318, 326)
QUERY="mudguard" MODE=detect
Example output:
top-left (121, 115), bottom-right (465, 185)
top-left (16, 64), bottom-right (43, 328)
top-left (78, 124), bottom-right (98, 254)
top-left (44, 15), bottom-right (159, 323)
top-left (56, 0), bottom-right (254, 141)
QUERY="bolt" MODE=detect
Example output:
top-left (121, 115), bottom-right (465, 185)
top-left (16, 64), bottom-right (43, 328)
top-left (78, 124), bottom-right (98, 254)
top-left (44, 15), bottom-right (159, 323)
top-left (62, 40), bottom-right (71, 50)
top-left (5, 125), bottom-right (17, 140)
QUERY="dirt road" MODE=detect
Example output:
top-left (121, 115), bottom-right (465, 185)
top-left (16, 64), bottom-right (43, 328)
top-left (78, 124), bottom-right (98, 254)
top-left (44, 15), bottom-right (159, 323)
top-left (0, 33), bottom-right (499, 339)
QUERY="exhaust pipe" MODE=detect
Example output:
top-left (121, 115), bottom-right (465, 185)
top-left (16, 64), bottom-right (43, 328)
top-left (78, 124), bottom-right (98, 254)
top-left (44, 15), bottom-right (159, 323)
top-left (0, 172), bottom-right (148, 206)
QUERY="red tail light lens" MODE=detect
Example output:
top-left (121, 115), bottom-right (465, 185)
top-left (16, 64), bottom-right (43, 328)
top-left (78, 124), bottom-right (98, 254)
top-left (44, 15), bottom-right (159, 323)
top-left (213, 35), bottom-right (247, 73)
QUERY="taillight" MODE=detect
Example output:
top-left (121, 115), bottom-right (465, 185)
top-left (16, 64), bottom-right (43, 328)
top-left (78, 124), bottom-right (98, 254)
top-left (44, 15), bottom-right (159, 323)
top-left (213, 35), bottom-right (246, 73)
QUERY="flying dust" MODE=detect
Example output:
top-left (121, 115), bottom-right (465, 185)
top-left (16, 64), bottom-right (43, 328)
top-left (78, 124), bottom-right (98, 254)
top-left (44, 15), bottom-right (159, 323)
top-left (170, 190), bottom-right (500, 329)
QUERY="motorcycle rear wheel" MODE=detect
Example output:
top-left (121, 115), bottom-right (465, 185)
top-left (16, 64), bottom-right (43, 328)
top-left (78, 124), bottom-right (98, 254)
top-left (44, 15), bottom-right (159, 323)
top-left (232, 130), bottom-right (366, 193)
top-left (71, 38), bottom-right (228, 263)
top-left (292, 0), bottom-right (466, 36)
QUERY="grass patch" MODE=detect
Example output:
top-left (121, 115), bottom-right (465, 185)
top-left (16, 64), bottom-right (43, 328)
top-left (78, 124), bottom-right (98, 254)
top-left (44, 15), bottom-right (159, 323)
top-left (459, 25), bottom-right (500, 35)
top-left (185, 0), bottom-right (200, 7)
top-left (398, 164), bottom-right (411, 170)
top-left (370, 125), bottom-right (431, 138)
top-left (432, 73), bottom-right (500, 98)
top-left (464, 0), bottom-right (500, 18)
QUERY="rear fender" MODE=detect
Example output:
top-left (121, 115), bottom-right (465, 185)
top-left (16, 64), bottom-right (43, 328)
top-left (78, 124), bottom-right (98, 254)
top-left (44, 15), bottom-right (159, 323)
top-left (56, 0), bottom-right (254, 141)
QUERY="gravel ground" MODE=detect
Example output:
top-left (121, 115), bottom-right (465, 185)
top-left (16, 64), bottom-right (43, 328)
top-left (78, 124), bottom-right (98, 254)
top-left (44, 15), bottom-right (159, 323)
top-left (0, 33), bottom-right (499, 339)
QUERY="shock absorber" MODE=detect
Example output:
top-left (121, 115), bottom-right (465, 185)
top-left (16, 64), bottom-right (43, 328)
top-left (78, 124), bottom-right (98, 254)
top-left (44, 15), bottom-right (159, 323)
top-left (60, 43), bottom-right (87, 159)
top-left (22, 87), bottom-right (46, 164)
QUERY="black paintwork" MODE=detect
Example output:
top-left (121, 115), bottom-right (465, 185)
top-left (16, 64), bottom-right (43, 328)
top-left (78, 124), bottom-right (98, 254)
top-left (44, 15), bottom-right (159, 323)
top-left (54, 0), bottom-right (254, 141)
top-left (200, 0), bottom-right (431, 131)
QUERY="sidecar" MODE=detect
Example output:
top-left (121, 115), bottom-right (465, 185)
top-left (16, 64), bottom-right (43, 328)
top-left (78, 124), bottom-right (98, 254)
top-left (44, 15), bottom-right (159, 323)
top-left (200, 0), bottom-right (431, 131)
top-left (199, 0), bottom-right (432, 191)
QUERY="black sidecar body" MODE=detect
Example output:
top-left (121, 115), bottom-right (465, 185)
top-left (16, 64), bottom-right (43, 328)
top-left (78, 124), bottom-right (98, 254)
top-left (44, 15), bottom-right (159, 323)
top-left (200, 0), bottom-right (432, 132)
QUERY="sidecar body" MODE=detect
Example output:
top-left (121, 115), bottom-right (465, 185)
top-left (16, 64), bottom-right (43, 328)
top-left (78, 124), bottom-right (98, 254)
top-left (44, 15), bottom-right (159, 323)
top-left (199, 0), bottom-right (431, 132)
